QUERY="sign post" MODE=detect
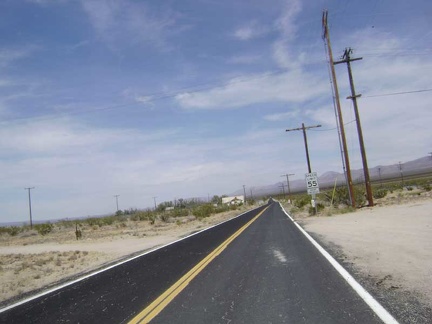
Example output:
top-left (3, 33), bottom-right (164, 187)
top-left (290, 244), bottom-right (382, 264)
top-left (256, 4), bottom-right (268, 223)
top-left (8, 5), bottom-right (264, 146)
top-left (305, 172), bottom-right (320, 214)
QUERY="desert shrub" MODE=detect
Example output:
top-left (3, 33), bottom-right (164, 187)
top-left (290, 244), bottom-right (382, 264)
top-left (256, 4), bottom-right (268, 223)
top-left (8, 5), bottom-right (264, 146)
top-left (330, 185), bottom-right (366, 207)
top-left (192, 204), bottom-right (214, 219)
top-left (34, 223), bottom-right (53, 236)
top-left (149, 214), bottom-right (156, 225)
top-left (293, 195), bottom-right (310, 209)
top-left (385, 183), bottom-right (403, 193)
top-left (159, 214), bottom-right (170, 223)
top-left (131, 210), bottom-right (153, 221)
top-left (57, 220), bottom-right (75, 228)
top-left (214, 204), bottom-right (230, 214)
top-left (308, 202), bottom-right (325, 215)
top-left (166, 208), bottom-right (189, 218)
top-left (101, 216), bottom-right (116, 226)
top-left (3, 226), bottom-right (22, 236)
top-left (373, 188), bottom-right (388, 199)
top-left (85, 215), bottom-right (118, 227)
top-left (229, 204), bottom-right (239, 210)
top-left (86, 217), bottom-right (103, 227)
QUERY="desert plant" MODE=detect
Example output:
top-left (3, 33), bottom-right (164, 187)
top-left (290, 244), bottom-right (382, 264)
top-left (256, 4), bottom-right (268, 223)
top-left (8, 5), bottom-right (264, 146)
top-left (159, 214), bottom-right (170, 223)
top-left (329, 185), bottom-right (366, 207)
top-left (7, 226), bottom-right (22, 236)
top-left (373, 188), bottom-right (388, 199)
top-left (192, 204), bottom-right (214, 219)
top-left (293, 194), bottom-right (310, 209)
top-left (148, 214), bottom-right (156, 225)
top-left (308, 202), bottom-right (325, 215)
top-left (34, 223), bottom-right (53, 236)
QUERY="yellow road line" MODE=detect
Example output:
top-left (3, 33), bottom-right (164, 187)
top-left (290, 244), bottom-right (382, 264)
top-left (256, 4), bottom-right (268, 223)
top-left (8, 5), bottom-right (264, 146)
top-left (129, 206), bottom-right (269, 324)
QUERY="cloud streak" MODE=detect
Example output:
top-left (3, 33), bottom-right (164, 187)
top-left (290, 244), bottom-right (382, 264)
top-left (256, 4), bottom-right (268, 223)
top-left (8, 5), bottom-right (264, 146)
top-left (176, 71), bottom-right (328, 109)
top-left (81, 0), bottom-right (180, 50)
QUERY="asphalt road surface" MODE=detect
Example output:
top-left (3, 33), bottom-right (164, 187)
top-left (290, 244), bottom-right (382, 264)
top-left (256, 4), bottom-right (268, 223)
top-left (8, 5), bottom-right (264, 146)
top-left (0, 202), bottom-right (394, 323)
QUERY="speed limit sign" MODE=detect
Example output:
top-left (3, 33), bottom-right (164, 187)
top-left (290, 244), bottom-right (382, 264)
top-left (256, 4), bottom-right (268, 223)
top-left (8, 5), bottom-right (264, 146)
top-left (305, 172), bottom-right (320, 195)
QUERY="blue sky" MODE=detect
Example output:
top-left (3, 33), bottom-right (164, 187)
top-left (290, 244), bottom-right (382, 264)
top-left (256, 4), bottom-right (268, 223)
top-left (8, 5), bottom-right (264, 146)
top-left (1, 0), bottom-right (431, 223)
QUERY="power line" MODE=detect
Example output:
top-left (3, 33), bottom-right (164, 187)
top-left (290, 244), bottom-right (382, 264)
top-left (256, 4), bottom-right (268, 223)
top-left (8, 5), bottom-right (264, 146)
top-left (364, 88), bottom-right (432, 98)
top-left (311, 119), bottom-right (356, 132)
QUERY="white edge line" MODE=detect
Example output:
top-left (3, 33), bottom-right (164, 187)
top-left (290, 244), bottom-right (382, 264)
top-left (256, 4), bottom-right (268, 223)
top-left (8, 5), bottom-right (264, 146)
top-left (0, 205), bottom-right (265, 313)
top-left (278, 202), bottom-right (399, 324)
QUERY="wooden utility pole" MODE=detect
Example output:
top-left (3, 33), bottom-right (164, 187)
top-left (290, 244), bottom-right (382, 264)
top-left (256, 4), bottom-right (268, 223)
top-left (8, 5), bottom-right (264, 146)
top-left (286, 123), bottom-right (321, 173)
top-left (322, 10), bottom-right (356, 208)
top-left (334, 48), bottom-right (374, 207)
top-left (153, 196), bottom-right (157, 210)
top-left (25, 187), bottom-right (35, 229)
top-left (281, 173), bottom-right (295, 203)
top-left (114, 195), bottom-right (120, 211)
top-left (279, 184), bottom-right (286, 196)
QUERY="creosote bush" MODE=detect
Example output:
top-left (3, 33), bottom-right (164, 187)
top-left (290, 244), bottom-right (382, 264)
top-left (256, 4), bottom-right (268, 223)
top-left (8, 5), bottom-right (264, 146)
top-left (34, 223), bottom-right (53, 236)
top-left (192, 204), bottom-right (214, 219)
top-left (373, 188), bottom-right (388, 199)
top-left (293, 194), bottom-right (311, 209)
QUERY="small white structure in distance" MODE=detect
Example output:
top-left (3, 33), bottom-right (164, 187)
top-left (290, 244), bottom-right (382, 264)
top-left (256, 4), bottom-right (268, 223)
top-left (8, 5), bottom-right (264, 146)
top-left (222, 195), bottom-right (245, 205)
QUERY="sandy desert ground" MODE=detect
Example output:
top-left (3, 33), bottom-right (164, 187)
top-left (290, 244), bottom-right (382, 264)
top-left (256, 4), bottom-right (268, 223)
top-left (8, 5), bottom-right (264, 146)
top-left (1, 189), bottom-right (431, 322)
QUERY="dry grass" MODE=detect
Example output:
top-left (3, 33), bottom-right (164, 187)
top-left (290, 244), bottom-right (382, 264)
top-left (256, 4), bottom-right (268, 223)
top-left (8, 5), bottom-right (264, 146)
top-left (0, 250), bottom-right (106, 302)
top-left (282, 186), bottom-right (432, 219)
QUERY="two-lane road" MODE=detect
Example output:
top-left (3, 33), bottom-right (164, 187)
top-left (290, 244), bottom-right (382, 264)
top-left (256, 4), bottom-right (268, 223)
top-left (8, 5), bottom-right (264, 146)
top-left (144, 202), bottom-right (386, 323)
top-left (1, 202), bottom-right (396, 323)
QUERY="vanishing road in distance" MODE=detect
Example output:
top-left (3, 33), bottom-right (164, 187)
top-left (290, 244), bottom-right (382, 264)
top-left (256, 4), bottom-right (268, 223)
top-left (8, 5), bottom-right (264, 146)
top-left (1, 202), bottom-right (395, 323)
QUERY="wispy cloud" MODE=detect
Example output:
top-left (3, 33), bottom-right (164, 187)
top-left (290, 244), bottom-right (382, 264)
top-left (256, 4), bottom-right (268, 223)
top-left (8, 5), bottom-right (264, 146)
top-left (0, 45), bottom-right (39, 68)
top-left (272, 0), bottom-right (302, 70)
top-left (81, 0), bottom-right (181, 50)
top-left (122, 89), bottom-right (155, 109)
top-left (264, 110), bottom-right (300, 122)
top-left (175, 71), bottom-right (327, 110)
top-left (233, 21), bottom-right (270, 41)
top-left (227, 54), bottom-right (262, 64)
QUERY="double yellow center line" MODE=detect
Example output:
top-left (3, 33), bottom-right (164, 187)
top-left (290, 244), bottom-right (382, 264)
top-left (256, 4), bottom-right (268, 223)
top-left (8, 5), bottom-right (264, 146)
top-left (129, 206), bottom-right (269, 323)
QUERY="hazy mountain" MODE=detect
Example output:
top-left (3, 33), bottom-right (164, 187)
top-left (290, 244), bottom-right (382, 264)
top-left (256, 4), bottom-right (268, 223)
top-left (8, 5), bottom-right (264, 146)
top-left (231, 155), bottom-right (432, 197)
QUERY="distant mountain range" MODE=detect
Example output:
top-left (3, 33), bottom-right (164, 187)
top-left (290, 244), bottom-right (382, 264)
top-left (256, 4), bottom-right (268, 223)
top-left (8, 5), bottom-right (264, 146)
top-left (232, 155), bottom-right (432, 198)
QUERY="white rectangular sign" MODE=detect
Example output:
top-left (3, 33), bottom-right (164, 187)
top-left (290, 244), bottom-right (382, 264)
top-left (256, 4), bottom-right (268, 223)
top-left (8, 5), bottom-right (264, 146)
top-left (305, 172), bottom-right (320, 195)
top-left (307, 187), bottom-right (320, 195)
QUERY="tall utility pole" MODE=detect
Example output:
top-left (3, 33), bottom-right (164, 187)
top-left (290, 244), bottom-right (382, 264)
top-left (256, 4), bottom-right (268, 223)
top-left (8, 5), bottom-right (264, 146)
top-left (378, 167), bottom-right (383, 188)
top-left (286, 123), bottom-right (321, 173)
top-left (398, 162), bottom-right (405, 186)
top-left (242, 185), bottom-right (247, 204)
top-left (322, 10), bottom-right (355, 208)
top-left (24, 187), bottom-right (35, 229)
top-left (279, 183), bottom-right (286, 196)
top-left (335, 48), bottom-right (374, 207)
top-left (114, 195), bottom-right (120, 211)
top-left (281, 173), bottom-right (295, 203)
top-left (153, 196), bottom-right (157, 210)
